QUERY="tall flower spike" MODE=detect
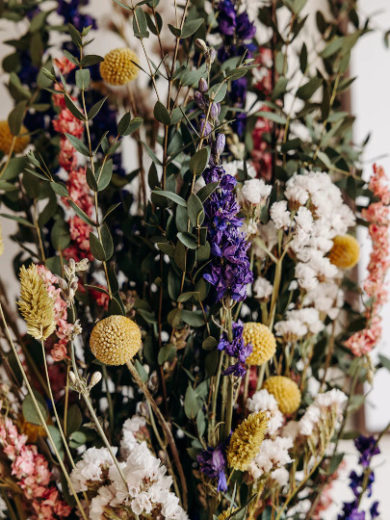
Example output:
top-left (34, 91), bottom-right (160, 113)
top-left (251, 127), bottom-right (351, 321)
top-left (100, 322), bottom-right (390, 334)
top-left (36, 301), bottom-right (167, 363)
top-left (227, 411), bottom-right (268, 471)
top-left (90, 315), bottom-right (142, 365)
top-left (18, 264), bottom-right (56, 341)
top-left (100, 48), bottom-right (139, 85)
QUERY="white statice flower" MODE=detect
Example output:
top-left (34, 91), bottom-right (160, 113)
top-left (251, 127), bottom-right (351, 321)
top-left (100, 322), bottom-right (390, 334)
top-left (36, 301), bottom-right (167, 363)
top-left (249, 436), bottom-right (293, 480)
top-left (283, 308), bottom-right (324, 335)
top-left (70, 418), bottom-right (188, 520)
top-left (274, 319), bottom-right (308, 341)
top-left (271, 467), bottom-right (290, 487)
top-left (253, 221), bottom-right (278, 259)
top-left (241, 178), bottom-right (272, 205)
top-left (270, 200), bottom-right (291, 229)
top-left (304, 280), bottom-right (343, 319)
top-left (298, 389), bottom-right (347, 437)
top-left (253, 276), bottom-right (273, 300)
top-left (242, 218), bottom-right (259, 236)
top-left (71, 447), bottom-right (114, 492)
top-left (247, 389), bottom-right (284, 436)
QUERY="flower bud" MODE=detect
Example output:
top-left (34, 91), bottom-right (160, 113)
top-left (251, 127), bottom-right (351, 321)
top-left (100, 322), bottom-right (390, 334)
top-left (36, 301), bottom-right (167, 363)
top-left (208, 48), bottom-right (217, 64)
top-left (200, 119), bottom-right (212, 137)
top-left (215, 133), bottom-right (226, 156)
top-left (89, 371), bottom-right (102, 388)
top-left (198, 78), bottom-right (208, 92)
top-left (69, 371), bottom-right (77, 386)
top-left (195, 39), bottom-right (208, 53)
top-left (210, 102), bottom-right (220, 121)
top-left (76, 258), bottom-right (89, 272)
top-left (194, 91), bottom-right (206, 109)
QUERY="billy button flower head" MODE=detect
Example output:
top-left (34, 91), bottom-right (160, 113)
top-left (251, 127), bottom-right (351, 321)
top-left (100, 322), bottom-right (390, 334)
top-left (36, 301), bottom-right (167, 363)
top-left (99, 48), bottom-right (139, 86)
top-left (0, 121), bottom-right (30, 154)
top-left (263, 376), bottom-right (301, 415)
top-left (227, 411), bottom-right (268, 471)
top-left (243, 322), bottom-right (276, 366)
top-left (89, 315), bottom-right (142, 366)
top-left (329, 234), bottom-right (360, 269)
top-left (18, 264), bottom-right (56, 341)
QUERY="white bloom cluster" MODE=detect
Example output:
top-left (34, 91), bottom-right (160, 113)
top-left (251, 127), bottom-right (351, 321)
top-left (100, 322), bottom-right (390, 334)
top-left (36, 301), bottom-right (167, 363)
top-left (298, 389), bottom-right (347, 437)
top-left (247, 389), bottom-right (284, 436)
top-left (240, 178), bottom-right (272, 206)
top-left (269, 171), bottom-right (355, 339)
top-left (248, 436), bottom-right (293, 485)
top-left (253, 276), bottom-right (273, 300)
top-left (70, 418), bottom-right (188, 520)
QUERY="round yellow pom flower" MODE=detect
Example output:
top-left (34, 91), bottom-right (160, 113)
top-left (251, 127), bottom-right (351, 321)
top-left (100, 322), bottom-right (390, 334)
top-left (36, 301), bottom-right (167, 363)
top-left (18, 264), bottom-right (55, 341)
top-left (100, 48), bottom-right (139, 85)
top-left (263, 376), bottom-right (301, 415)
top-left (243, 322), bottom-right (276, 366)
top-left (90, 315), bottom-right (142, 366)
top-left (227, 411), bottom-right (268, 471)
top-left (0, 121), bottom-right (29, 154)
top-left (329, 234), bottom-right (360, 269)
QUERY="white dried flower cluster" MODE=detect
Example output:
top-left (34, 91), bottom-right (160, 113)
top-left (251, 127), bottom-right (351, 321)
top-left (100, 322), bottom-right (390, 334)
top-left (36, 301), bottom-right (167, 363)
top-left (247, 389), bottom-right (284, 436)
top-left (253, 276), bottom-right (273, 300)
top-left (240, 178), bottom-right (272, 206)
top-left (248, 436), bottom-right (293, 485)
top-left (265, 172), bottom-right (356, 340)
top-left (298, 389), bottom-right (347, 437)
top-left (0, 496), bottom-right (6, 519)
top-left (70, 417), bottom-right (188, 520)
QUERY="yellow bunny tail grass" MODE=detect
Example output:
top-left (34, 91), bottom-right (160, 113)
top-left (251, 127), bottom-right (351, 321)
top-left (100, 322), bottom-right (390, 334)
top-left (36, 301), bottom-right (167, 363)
top-left (100, 48), bottom-right (139, 85)
top-left (227, 411), bottom-right (269, 471)
top-left (243, 322), bottom-right (276, 366)
top-left (329, 234), bottom-right (360, 269)
top-left (0, 121), bottom-right (30, 154)
top-left (90, 315), bottom-right (142, 366)
top-left (18, 264), bottom-right (55, 341)
top-left (263, 376), bottom-right (301, 415)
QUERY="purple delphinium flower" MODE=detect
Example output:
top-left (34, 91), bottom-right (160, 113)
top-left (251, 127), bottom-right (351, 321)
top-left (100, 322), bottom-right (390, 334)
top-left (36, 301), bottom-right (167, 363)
top-left (218, 0), bottom-right (237, 36)
top-left (354, 436), bottom-right (381, 468)
top-left (197, 444), bottom-right (228, 492)
top-left (218, 321), bottom-right (252, 376)
top-left (202, 163), bottom-right (253, 302)
top-left (57, 0), bottom-right (97, 31)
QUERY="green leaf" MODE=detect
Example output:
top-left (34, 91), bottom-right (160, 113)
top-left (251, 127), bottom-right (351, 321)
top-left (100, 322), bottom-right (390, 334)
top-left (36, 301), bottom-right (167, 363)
top-left (197, 181), bottom-right (219, 202)
top-left (118, 113), bottom-right (143, 135)
top-left (321, 37), bottom-right (344, 58)
top-left (177, 231), bottom-right (197, 249)
top-left (0, 213), bottom-right (34, 228)
top-left (181, 18), bottom-right (204, 39)
top-left (148, 163), bottom-right (159, 189)
top-left (187, 193), bottom-right (204, 227)
top-left (65, 133), bottom-right (90, 156)
top-left (50, 181), bottom-right (69, 197)
top-left (47, 425), bottom-right (64, 459)
top-left (89, 232), bottom-right (105, 261)
top-left (51, 218), bottom-right (70, 250)
top-left (202, 336), bottom-right (218, 351)
top-left (184, 385), bottom-right (200, 419)
top-left (296, 77), bottom-right (322, 100)
top-left (86, 167), bottom-right (98, 191)
top-left (2, 157), bottom-right (27, 181)
top-left (8, 100), bottom-right (27, 135)
top-left (100, 223), bottom-right (114, 260)
top-left (65, 95), bottom-right (85, 121)
top-left (152, 190), bottom-right (187, 207)
top-left (68, 200), bottom-right (95, 226)
top-left (209, 82), bottom-right (228, 103)
top-left (80, 54), bottom-right (104, 67)
top-left (158, 344), bottom-right (177, 364)
top-left (271, 77), bottom-right (288, 100)
top-left (379, 354), bottom-right (390, 371)
top-left (181, 310), bottom-right (204, 327)
top-left (133, 6), bottom-right (149, 38)
top-left (22, 392), bottom-right (48, 425)
top-left (189, 148), bottom-right (209, 177)
top-left (153, 101), bottom-right (170, 125)
top-left (103, 202), bottom-right (122, 221)
top-left (97, 159), bottom-right (113, 191)
top-left (88, 97), bottom-right (107, 119)
top-left (68, 24), bottom-right (82, 47)
top-left (256, 110), bottom-right (286, 125)
top-left (29, 10), bottom-right (47, 32)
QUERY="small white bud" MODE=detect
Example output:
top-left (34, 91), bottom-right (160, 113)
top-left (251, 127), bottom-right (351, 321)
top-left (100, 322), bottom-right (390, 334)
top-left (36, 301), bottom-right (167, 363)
top-left (89, 371), bottom-right (102, 388)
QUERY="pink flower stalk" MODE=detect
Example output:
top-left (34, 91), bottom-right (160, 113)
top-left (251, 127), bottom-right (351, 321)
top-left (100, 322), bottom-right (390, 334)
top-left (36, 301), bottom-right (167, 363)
top-left (0, 416), bottom-right (72, 519)
top-left (345, 164), bottom-right (390, 356)
top-left (36, 265), bottom-right (72, 362)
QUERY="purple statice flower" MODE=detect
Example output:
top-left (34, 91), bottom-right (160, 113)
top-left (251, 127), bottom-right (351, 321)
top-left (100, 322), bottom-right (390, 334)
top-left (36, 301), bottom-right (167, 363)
top-left (354, 436), bottom-right (380, 468)
top-left (218, 321), bottom-right (252, 376)
top-left (197, 444), bottom-right (228, 492)
top-left (370, 501), bottom-right (380, 519)
top-left (202, 163), bottom-right (253, 302)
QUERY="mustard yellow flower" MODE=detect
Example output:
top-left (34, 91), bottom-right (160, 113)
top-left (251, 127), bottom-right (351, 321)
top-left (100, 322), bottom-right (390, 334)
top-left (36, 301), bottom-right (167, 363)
top-left (0, 121), bottom-right (29, 154)
top-left (329, 234), bottom-right (360, 269)
top-left (99, 48), bottom-right (139, 85)
top-left (243, 322), bottom-right (276, 366)
top-left (227, 411), bottom-right (268, 471)
top-left (263, 376), bottom-right (301, 415)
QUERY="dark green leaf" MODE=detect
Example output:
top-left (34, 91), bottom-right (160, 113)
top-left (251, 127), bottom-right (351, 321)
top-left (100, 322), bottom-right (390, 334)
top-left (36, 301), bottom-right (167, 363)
top-left (177, 231), bottom-right (197, 249)
top-left (22, 392), bottom-right (48, 425)
top-left (296, 77), bottom-right (322, 100)
top-left (68, 200), bottom-right (95, 226)
top-left (187, 193), bottom-right (204, 227)
top-left (189, 148), bottom-right (209, 177)
top-left (197, 181), bottom-right (219, 202)
top-left (89, 232), bottom-right (106, 261)
top-left (100, 223), bottom-right (114, 260)
top-left (8, 100), bottom-right (27, 135)
top-left (51, 218), bottom-right (70, 250)
top-left (88, 97), bottom-right (107, 119)
top-left (181, 18), bottom-right (204, 39)
top-left (133, 7), bottom-right (149, 38)
top-left (50, 182), bottom-right (69, 197)
top-left (184, 385), bottom-right (200, 419)
top-left (65, 133), bottom-right (90, 156)
top-left (97, 159), bottom-right (113, 191)
top-left (153, 101), bottom-right (170, 125)
top-left (152, 190), bottom-right (187, 207)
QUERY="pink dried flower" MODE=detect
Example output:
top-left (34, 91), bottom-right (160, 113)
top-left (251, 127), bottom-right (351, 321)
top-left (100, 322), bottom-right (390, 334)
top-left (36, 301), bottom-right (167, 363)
top-left (54, 57), bottom-right (76, 75)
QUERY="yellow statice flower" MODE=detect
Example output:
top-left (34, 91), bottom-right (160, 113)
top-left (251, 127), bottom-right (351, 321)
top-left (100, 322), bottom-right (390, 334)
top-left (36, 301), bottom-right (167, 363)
top-left (90, 315), bottom-right (142, 366)
top-left (227, 411), bottom-right (268, 471)
top-left (18, 264), bottom-right (55, 341)
top-left (100, 48), bottom-right (139, 85)
top-left (263, 376), bottom-right (301, 415)
top-left (243, 322), bottom-right (276, 366)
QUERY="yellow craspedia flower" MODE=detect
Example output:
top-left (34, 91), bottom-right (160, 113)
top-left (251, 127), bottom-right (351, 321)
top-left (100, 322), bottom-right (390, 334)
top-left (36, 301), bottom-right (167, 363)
top-left (218, 508), bottom-right (239, 520)
top-left (0, 221), bottom-right (3, 256)
top-left (20, 419), bottom-right (47, 443)
top-left (329, 234), bottom-right (360, 269)
top-left (0, 121), bottom-right (30, 154)
top-left (99, 48), bottom-right (139, 85)
top-left (227, 411), bottom-right (268, 471)
top-left (243, 322), bottom-right (276, 366)
top-left (90, 315), bottom-right (142, 366)
top-left (18, 264), bottom-right (55, 341)
top-left (263, 376), bottom-right (301, 415)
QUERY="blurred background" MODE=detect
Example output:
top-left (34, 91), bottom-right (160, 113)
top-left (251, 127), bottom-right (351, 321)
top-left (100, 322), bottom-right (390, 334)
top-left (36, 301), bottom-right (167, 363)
top-left (0, 0), bottom-right (389, 516)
